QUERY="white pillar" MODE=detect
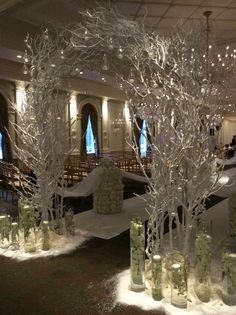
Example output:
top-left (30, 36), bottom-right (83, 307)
top-left (16, 83), bottom-right (26, 112)
top-left (69, 93), bottom-right (78, 153)
top-left (102, 97), bottom-right (109, 152)
top-left (124, 101), bottom-right (132, 151)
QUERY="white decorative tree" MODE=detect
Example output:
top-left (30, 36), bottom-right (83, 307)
top-left (10, 29), bottom-right (74, 231)
top-left (67, 7), bottom-right (234, 256)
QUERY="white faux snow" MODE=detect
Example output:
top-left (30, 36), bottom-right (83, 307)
top-left (0, 228), bottom-right (88, 261)
top-left (115, 269), bottom-right (236, 315)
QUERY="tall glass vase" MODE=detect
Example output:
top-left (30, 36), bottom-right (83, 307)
top-left (194, 231), bottom-right (212, 302)
top-left (171, 252), bottom-right (187, 309)
top-left (24, 227), bottom-right (36, 253)
top-left (0, 214), bottom-right (11, 249)
top-left (65, 210), bottom-right (75, 236)
top-left (11, 222), bottom-right (19, 251)
top-left (42, 220), bottom-right (50, 251)
top-left (130, 217), bottom-right (145, 292)
top-left (151, 254), bottom-right (162, 300)
top-left (221, 244), bottom-right (236, 305)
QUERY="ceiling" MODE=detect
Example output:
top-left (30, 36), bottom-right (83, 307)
top-left (1, 0), bottom-right (236, 111)
top-left (2, 0), bottom-right (236, 47)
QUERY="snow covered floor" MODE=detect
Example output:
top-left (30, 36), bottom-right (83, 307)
top-left (115, 269), bottom-right (236, 315)
top-left (114, 198), bottom-right (236, 314)
top-left (0, 228), bottom-right (88, 261)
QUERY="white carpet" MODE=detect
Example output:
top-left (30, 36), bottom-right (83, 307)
top-left (74, 194), bottom-right (149, 239)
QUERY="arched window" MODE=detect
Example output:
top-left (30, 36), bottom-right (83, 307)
top-left (140, 120), bottom-right (148, 158)
top-left (0, 94), bottom-right (12, 162)
top-left (85, 114), bottom-right (96, 154)
top-left (81, 104), bottom-right (99, 156)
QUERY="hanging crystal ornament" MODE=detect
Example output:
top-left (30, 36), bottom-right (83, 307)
top-left (129, 68), bottom-right (135, 84)
top-left (118, 46), bottom-right (124, 59)
top-left (60, 49), bottom-right (65, 60)
top-left (44, 28), bottom-right (49, 40)
top-left (108, 37), bottom-right (114, 50)
top-left (23, 50), bottom-right (29, 63)
top-left (22, 63), bottom-right (28, 75)
top-left (84, 29), bottom-right (89, 41)
top-left (102, 53), bottom-right (109, 71)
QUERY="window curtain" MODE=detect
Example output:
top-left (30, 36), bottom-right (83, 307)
top-left (0, 94), bottom-right (12, 162)
top-left (133, 116), bottom-right (143, 154)
top-left (81, 104), bottom-right (99, 156)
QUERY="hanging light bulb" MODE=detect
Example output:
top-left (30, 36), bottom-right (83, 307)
top-left (129, 68), bottom-right (135, 83)
top-left (102, 53), bottom-right (109, 71)
top-left (108, 37), bottom-right (114, 50)
top-left (117, 46), bottom-right (124, 59)
top-left (44, 28), bottom-right (49, 40)
top-left (60, 49), bottom-right (65, 59)
top-left (84, 29), bottom-right (89, 41)
top-left (24, 50), bottom-right (29, 63)
top-left (22, 63), bottom-right (28, 75)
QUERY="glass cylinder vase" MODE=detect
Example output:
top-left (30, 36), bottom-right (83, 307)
top-left (24, 227), bottom-right (36, 253)
top-left (11, 222), bottom-right (19, 251)
top-left (151, 254), bottom-right (162, 300)
top-left (130, 217), bottom-right (145, 292)
top-left (42, 220), bottom-right (50, 251)
top-left (171, 253), bottom-right (187, 309)
top-left (221, 245), bottom-right (236, 305)
top-left (65, 210), bottom-right (75, 236)
top-left (0, 214), bottom-right (11, 249)
top-left (194, 231), bottom-right (212, 302)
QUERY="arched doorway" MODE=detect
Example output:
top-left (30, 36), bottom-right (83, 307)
top-left (81, 104), bottom-right (99, 156)
top-left (0, 94), bottom-right (12, 162)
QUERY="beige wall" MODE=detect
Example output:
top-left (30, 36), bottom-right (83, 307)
top-left (219, 115), bottom-right (236, 146)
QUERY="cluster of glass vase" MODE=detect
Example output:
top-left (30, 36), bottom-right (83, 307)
top-left (0, 214), bottom-right (20, 250)
top-left (128, 215), bottom-right (236, 308)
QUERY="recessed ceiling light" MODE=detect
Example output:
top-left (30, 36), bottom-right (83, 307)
top-left (17, 55), bottom-right (22, 59)
top-left (51, 64), bottom-right (56, 67)
top-left (79, 70), bottom-right (83, 75)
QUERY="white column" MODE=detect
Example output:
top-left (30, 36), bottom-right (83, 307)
top-left (102, 97), bottom-right (109, 152)
top-left (69, 93), bottom-right (78, 153)
top-left (16, 83), bottom-right (26, 112)
top-left (124, 101), bottom-right (132, 151)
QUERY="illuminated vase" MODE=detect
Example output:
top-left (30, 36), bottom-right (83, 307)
top-left (65, 210), bottom-right (75, 236)
top-left (24, 228), bottom-right (36, 253)
top-left (151, 254), bottom-right (162, 300)
top-left (130, 217), bottom-right (145, 292)
top-left (194, 231), bottom-right (212, 302)
top-left (11, 222), bottom-right (19, 251)
top-left (171, 253), bottom-right (187, 309)
top-left (42, 220), bottom-right (50, 251)
top-left (221, 245), bottom-right (236, 305)
top-left (0, 215), bottom-right (11, 249)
